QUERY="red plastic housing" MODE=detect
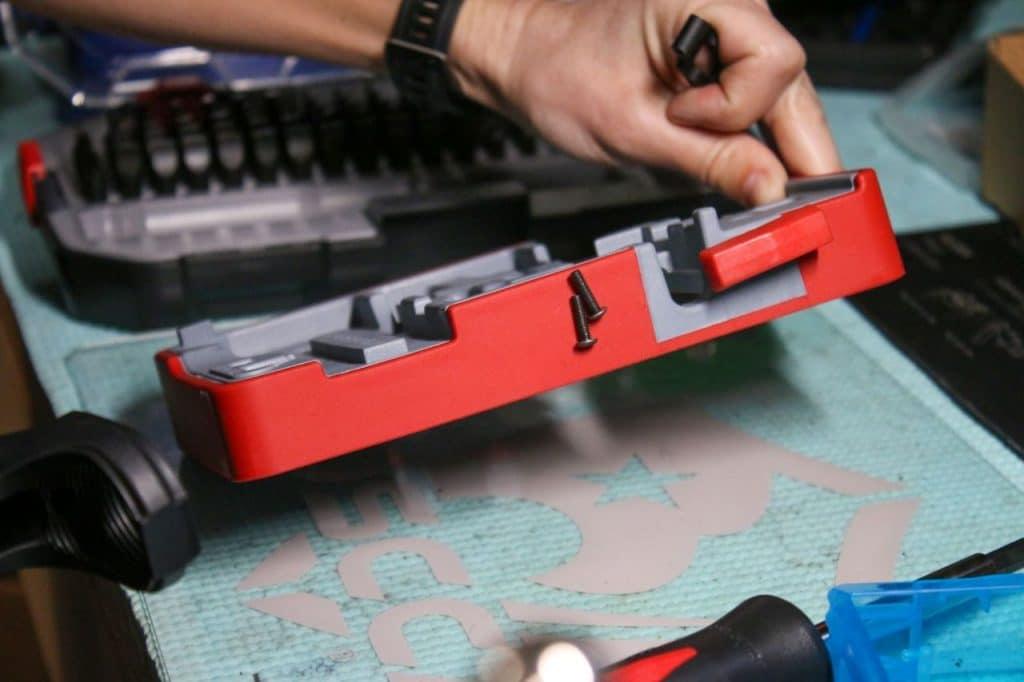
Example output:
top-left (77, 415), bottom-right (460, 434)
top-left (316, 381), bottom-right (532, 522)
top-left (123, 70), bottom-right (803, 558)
top-left (17, 140), bottom-right (46, 224)
top-left (602, 646), bottom-right (698, 682)
top-left (700, 204), bottom-right (833, 292)
top-left (157, 170), bottom-right (903, 481)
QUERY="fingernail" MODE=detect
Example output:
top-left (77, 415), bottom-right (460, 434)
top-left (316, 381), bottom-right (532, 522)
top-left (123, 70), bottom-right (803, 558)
top-left (742, 171), bottom-right (783, 206)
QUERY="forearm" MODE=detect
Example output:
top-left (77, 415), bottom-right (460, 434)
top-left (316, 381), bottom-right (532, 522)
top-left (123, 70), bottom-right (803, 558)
top-left (13, 0), bottom-right (404, 70)
top-left (13, 0), bottom-right (840, 206)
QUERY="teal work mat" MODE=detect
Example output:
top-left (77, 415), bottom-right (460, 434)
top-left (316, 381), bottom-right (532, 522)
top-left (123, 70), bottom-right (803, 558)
top-left (64, 309), bottom-right (1024, 681)
top-left (2, 4), bottom-right (1024, 677)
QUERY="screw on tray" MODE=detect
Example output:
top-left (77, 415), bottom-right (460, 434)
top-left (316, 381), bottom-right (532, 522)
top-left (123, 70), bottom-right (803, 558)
top-left (568, 270), bottom-right (606, 321)
top-left (570, 295), bottom-right (597, 350)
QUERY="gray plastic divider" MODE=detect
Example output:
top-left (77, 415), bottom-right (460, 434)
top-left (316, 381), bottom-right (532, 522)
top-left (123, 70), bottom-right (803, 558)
top-left (175, 243), bottom-right (566, 379)
top-left (172, 171), bottom-right (859, 381)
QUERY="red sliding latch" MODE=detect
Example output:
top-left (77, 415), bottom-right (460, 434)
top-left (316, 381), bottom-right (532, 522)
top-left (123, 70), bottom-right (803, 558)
top-left (700, 205), bottom-right (833, 293)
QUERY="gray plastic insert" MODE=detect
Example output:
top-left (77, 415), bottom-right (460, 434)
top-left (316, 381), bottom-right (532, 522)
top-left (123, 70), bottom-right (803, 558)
top-left (175, 243), bottom-right (566, 381)
top-left (596, 171), bottom-right (857, 343)
top-left (310, 330), bottom-right (409, 364)
top-left (173, 171), bottom-right (858, 380)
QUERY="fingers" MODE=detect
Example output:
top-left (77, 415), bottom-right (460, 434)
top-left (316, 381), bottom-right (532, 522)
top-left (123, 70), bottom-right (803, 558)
top-left (619, 105), bottom-right (788, 205)
top-left (661, 1), bottom-right (840, 178)
top-left (665, 1), bottom-right (805, 133)
top-left (762, 71), bottom-right (842, 176)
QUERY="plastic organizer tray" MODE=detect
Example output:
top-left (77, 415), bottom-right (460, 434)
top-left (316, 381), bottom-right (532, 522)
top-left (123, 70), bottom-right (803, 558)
top-left (156, 169), bottom-right (903, 481)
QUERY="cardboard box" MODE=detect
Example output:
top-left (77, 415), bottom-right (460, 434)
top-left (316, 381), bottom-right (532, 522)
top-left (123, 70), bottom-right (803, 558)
top-left (982, 31), bottom-right (1024, 230)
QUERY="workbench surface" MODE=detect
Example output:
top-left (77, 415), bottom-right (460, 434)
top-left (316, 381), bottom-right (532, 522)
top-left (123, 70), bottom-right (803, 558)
top-left (1, 5), bottom-right (1022, 679)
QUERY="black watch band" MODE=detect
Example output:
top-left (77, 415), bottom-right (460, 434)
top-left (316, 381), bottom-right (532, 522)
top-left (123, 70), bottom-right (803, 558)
top-left (386, 0), bottom-right (467, 110)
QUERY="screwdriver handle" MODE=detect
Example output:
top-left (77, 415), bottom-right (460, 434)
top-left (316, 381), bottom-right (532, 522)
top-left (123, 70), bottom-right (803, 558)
top-left (672, 15), bottom-right (721, 86)
top-left (672, 15), bottom-right (781, 159)
top-left (601, 596), bottom-right (831, 682)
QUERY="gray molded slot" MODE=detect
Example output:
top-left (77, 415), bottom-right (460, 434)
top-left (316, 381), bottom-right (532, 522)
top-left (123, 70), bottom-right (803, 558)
top-left (350, 243), bottom-right (555, 335)
top-left (174, 171), bottom-right (859, 379)
top-left (208, 352), bottom-right (305, 380)
top-left (634, 241), bottom-right (807, 343)
top-left (311, 329), bottom-right (409, 364)
top-left (175, 243), bottom-right (567, 381)
top-left (593, 170), bottom-right (858, 342)
top-left (622, 207), bottom-right (808, 340)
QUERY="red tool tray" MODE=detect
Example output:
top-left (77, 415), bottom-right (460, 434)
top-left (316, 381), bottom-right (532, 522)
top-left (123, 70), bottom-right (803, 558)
top-left (157, 169), bottom-right (902, 481)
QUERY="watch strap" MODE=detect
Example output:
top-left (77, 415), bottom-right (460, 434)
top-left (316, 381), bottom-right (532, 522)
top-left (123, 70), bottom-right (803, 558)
top-left (386, 0), bottom-right (466, 109)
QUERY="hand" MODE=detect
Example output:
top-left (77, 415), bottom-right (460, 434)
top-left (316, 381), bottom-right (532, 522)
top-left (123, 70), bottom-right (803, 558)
top-left (449, 0), bottom-right (841, 205)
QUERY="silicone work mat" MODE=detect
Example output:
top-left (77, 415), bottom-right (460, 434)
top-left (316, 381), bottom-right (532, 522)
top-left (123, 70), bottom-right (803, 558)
top-left (63, 310), bottom-right (1024, 681)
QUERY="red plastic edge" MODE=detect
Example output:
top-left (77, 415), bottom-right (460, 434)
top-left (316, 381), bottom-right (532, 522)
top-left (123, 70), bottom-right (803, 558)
top-left (157, 169), bottom-right (904, 482)
top-left (601, 646), bottom-right (698, 682)
top-left (17, 140), bottom-right (46, 224)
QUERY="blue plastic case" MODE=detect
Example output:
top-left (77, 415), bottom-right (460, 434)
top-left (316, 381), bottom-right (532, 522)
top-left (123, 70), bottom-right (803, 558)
top-left (826, 574), bottom-right (1024, 681)
top-left (68, 29), bottom-right (352, 104)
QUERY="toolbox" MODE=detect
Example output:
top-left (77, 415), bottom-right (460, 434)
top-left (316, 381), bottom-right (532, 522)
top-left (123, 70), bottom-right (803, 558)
top-left (19, 75), bottom-right (706, 329)
top-left (157, 169), bottom-right (903, 481)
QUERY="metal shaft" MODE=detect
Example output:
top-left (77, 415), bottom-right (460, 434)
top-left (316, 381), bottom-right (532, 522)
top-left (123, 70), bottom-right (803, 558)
top-left (569, 270), bottom-right (606, 321)
top-left (570, 295), bottom-right (597, 350)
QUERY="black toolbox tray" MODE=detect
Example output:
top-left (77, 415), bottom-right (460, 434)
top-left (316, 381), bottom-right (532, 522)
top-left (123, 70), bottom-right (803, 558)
top-left (26, 78), bottom-right (712, 329)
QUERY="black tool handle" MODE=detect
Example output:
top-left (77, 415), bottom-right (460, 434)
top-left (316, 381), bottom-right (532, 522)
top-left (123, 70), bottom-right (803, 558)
top-left (924, 537), bottom-right (1024, 580)
top-left (0, 412), bottom-right (198, 591)
top-left (673, 15), bottom-right (721, 86)
top-left (672, 14), bottom-right (783, 158)
top-left (601, 595), bottom-right (831, 682)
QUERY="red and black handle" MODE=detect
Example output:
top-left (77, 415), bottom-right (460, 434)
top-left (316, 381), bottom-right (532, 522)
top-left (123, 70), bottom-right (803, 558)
top-left (601, 596), bottom-right (832, 682)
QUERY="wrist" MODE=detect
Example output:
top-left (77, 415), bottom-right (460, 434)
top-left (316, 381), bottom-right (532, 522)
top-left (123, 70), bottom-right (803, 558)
top-left (448, 0), bottom-right (537, 109)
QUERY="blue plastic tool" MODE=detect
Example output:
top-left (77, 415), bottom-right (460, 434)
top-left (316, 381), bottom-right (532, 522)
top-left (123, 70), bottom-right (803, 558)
top-left (67, 29), bottom-right (351, 101)
top-left (1, 12), bottom-right (354, 111)
top-left (827, 574), bottom-right (1024, 681)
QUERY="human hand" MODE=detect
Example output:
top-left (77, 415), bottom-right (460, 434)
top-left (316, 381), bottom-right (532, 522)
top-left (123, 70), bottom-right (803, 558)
top-left (449, 0), bottom-right (841, 205)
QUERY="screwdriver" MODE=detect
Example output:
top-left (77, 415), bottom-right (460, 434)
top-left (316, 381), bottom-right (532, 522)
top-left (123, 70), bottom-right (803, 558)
top-left (600, 536), bottom-right (1024, 682)
top-left (672, 15), bottom-right (781, 160)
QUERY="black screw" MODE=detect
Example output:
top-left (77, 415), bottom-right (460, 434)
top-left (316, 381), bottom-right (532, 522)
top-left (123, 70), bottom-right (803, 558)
top-left (570, 295), bottom-right (597, 350)
top-left (569, 270), bottom-right (606, 321)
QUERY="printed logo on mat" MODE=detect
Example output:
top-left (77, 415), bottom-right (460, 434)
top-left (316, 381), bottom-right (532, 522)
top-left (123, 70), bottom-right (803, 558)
top-left (236, 407), bottom-right (919, 680)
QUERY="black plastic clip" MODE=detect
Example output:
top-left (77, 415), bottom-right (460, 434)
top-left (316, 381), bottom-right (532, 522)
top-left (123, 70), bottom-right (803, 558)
top-left (673, 15), bottom-right (722, 86)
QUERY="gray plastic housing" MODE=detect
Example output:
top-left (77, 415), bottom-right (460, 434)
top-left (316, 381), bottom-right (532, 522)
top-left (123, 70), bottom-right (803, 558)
top-left (599, 173), bottom-right (855, 342)
top-left (174, 243), bottom-right (563, 380)
top-left (170, 172), bottom-right (857, 383)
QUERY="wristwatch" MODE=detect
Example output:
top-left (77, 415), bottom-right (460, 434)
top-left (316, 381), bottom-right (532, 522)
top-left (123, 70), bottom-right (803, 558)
top-left (385, 0), bottom-right (467, 110)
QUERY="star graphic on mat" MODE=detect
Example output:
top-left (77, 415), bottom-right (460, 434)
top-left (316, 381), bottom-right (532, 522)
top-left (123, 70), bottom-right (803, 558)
top-left (578, 455), bottom-right (690, 507)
